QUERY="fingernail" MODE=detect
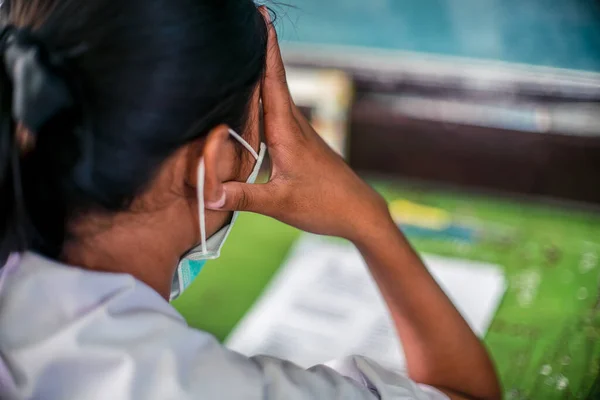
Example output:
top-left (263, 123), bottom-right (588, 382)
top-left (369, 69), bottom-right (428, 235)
top-left (206, 191), bottom-right (226, 209)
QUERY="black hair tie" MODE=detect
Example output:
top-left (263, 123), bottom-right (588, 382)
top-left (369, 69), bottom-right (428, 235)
top-left (1, 25), bottom-right (74, 142)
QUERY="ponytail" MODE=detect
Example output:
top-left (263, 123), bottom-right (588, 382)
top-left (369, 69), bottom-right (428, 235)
top-left (0, 25), bottom-right (74, 266)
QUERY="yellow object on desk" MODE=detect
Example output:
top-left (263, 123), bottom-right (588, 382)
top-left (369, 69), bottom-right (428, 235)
top-left (389, 199), bottom-right (451, 230)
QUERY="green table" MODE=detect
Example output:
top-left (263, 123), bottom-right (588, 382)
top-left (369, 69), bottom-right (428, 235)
top-left (174, 181), bottom-right (600, 399)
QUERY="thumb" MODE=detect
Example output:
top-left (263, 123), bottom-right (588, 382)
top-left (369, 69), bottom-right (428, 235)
top-left (206, 181), bottom-right (274, 213)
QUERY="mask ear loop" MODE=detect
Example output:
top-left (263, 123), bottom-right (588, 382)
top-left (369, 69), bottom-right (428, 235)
top-left (197, 159), bottom-right (208, 255)
top-left (228, 128), bottom-right (259, 160)
top-left (196, 129), bottom-right (259, 255)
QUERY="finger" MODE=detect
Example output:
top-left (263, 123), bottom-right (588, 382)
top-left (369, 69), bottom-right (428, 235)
top-left (259, 7), bottom-right (293, 120)
top-left (206, 180), bottom-right (275, 214)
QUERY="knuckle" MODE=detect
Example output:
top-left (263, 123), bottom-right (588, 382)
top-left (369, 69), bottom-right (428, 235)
top-left (238, 189), bottom-right (252, 210)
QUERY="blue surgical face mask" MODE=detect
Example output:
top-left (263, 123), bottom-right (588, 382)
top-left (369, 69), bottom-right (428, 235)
top-left (170, 129), bottom-right (266, 301)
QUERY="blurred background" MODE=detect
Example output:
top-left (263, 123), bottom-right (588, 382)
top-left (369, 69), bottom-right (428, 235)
top-left (174, 1), bottom-right (600, 399)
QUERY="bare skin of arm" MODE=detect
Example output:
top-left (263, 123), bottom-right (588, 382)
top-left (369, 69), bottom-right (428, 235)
top-left (207, 8), bottom-right (502, 400)
top-left (356, 219), bottom-right (502, 400)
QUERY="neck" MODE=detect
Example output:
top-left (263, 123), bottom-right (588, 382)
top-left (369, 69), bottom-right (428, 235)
top-left (62, 206), bottom-right (191, 300)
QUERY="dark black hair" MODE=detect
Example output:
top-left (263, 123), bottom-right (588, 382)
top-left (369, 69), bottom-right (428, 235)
top-left (0, 0), bottom-right (269, 264)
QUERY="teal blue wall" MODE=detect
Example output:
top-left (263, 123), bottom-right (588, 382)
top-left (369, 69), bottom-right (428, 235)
top-left (276, 0), bottom-right (600, 71)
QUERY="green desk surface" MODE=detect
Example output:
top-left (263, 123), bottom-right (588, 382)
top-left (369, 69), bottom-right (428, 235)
top-left (173, 181), bottom-right (600, 399)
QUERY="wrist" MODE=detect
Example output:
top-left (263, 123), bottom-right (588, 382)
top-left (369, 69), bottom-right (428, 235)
top-left (346, 198), bottom-right (400, 250)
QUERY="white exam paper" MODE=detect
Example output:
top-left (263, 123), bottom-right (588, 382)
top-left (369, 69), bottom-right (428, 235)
top-left (226, 235), bottom-right (506, 372)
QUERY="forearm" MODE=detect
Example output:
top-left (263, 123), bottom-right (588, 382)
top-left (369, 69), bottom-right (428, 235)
top-left (353, 216), bottom-right (501, 400)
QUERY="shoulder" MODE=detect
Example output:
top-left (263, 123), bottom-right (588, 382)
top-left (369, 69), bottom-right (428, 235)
top-left (0, 253), bottom-right (270, 399)
top-left (0, 254), bottom-right (223, 398)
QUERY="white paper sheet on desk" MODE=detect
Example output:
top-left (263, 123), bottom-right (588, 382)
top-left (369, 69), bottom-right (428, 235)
top-left (226, 235), bottom-right (507, 372)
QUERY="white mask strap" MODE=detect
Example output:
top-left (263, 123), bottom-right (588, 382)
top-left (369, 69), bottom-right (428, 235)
top-left (197, 159), bottom-right (208, 254)
top-left (228, 128), bottom-right (259, 160)
top-left (196, 129), bottom-right (260, 255)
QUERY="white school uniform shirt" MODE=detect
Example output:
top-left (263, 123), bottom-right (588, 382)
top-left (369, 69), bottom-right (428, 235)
top-left (0, 253), bottom-right (448, 400)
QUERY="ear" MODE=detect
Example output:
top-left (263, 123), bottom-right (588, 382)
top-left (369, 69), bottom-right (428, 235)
top-left (186, 124), bottom-right (235, 207)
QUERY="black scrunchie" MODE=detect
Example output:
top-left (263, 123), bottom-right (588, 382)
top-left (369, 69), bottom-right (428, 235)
top-left (1, 25), bottom-right (74, 136)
